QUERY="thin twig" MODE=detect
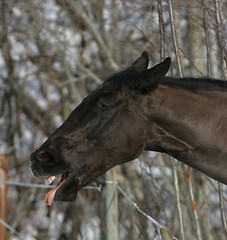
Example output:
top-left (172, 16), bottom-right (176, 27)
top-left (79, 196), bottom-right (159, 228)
top-left (157, 0), bottom-right (166, 60)
top-left (68, 0), bottom-right (119, 71)
top-left (215, 0), bottom-right (227, 230)
top-left (188, 171), bottom-right (202, 240)
top-left (172, 160), bottom-right (185, 240)
top-left (167, 1), bottom-right (185, 237)
top-left (214, 0), bottom-right (227, 80)
top-left (167, 0), bottom-right (183, 77)
top-left (77, 63), bottom-right (103, 84)
top-left (168, 2), bottom-right (203, 238)
top-left (203, 0), bottom-right (212, 76)
top-left (218, 183), bottom-right (227, 230)
top-left (0, 217), bottom-right (21, 238)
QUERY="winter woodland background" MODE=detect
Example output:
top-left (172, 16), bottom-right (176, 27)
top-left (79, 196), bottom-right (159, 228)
top-left (0, 0), bottom-right (227, 239)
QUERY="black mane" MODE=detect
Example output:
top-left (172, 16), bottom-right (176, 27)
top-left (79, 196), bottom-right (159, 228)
top-left (161, 76), bottom-right (227, 92)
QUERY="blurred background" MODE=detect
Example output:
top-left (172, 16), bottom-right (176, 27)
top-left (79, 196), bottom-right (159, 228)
top-left (0, 0), bottom-right (227, 239)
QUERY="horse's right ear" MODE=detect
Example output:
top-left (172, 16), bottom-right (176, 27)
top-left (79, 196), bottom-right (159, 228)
top-left (136, 57), bottom-right (171, 93)
top-left (132, 51), bottom-right (149, 73)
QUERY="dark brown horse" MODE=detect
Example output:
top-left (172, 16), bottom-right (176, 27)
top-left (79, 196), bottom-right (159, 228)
top-left (31, 52), bottom-right (227, 205)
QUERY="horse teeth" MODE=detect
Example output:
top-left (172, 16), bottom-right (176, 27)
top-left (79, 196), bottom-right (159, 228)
top-left (44, 176), bottom-right (55, 185)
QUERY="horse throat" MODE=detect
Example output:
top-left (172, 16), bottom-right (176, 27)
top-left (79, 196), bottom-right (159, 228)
top-left (145, 123), bottom-right (191, 155)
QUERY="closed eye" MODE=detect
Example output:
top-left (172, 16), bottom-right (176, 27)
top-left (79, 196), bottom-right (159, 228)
top-left (97, 96), bottom-right (117, 109)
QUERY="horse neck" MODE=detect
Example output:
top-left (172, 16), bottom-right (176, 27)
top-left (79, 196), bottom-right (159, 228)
top-left (143, 82), bottom-right (227, 184)
top-left (144, 83), bottom-right (227, 154)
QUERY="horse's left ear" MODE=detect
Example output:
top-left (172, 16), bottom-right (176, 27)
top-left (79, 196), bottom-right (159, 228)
top-left (132, 51), bottom-right (149, 73)
top-left (137, 57), bottom-right (171, 93)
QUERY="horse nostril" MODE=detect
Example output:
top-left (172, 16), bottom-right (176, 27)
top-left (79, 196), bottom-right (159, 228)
top-left (36, 151), bottom-right (43, 161)
top-left (36, 150), bottom-right (54, 162)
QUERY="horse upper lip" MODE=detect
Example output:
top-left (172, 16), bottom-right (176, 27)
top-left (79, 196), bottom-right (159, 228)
top-left (30, 166), bottom-right (40, 177)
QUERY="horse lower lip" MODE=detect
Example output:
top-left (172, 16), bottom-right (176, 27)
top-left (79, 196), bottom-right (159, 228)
top-left (44, 172), bottom-right (69, 206)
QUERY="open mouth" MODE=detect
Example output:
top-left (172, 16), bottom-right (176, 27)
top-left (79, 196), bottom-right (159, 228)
top-left (43, 172), bottom-right (69, 206)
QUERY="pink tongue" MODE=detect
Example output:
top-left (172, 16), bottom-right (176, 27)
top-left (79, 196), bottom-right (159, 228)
top-left (44, 178), bottom-right (67, 206)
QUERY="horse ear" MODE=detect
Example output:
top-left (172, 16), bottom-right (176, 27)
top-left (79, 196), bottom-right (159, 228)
top-left (132, 51), bottom-right (149, 73)
top-left (137, 57), bottom-right (171, 93)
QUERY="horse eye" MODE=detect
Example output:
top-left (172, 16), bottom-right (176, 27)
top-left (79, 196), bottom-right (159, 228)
top-left (98, 96), bottom-right (115, 109)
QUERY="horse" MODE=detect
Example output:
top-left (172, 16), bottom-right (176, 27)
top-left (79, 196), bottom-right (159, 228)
top-left (30, 52), bottom-right (227, 205)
